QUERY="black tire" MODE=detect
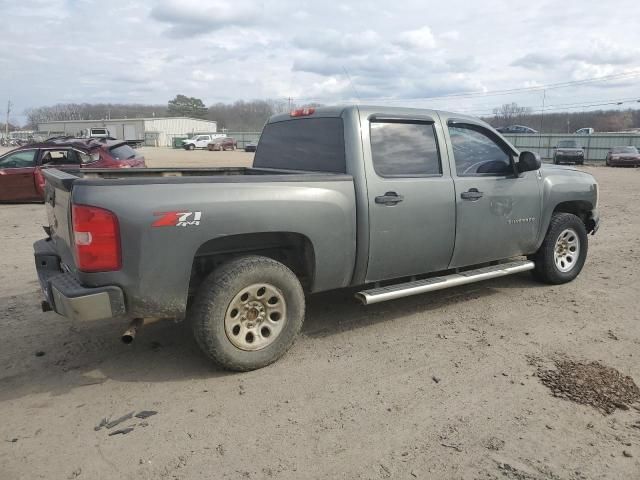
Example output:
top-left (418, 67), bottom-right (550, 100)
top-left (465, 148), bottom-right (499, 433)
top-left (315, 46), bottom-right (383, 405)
top-left (529, 213), bottom-right (588, 284)
top-left (191, 256), bottom-right (305, 371)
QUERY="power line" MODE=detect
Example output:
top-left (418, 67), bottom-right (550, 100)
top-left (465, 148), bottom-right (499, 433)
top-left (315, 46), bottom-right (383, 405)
top-left (453, 96), bottom-right (640, 115)
top-left (294, 69), bottom-right (640, 105)
top-left (461, 97), bottom-right (640, 117)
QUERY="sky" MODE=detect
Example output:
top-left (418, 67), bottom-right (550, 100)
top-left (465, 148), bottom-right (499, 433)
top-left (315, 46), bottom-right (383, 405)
top-left (0, 0), bottom-right (639, 124)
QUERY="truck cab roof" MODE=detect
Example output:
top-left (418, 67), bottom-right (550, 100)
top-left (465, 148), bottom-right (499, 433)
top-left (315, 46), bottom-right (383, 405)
top-left (268, 104), bottom-right (491, 127)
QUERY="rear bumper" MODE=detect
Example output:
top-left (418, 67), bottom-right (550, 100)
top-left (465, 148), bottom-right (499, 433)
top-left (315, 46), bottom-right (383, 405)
top-left (34, 238), bottom-right (126, 321)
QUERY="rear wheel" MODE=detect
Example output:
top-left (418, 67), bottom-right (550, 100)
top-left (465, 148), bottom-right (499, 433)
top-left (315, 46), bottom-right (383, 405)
top-left (191, 256), bottom-right (305, 371)
top-left (529, 213), bottom-right (588, 284)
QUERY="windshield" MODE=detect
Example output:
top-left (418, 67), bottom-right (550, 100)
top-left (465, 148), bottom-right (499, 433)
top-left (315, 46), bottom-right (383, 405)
top-left (613, 146), bottom-right (638, 154)
top-left (557, 140), bottom-right (577, 148)
top-left (109, 144), bottom-right (138, 160)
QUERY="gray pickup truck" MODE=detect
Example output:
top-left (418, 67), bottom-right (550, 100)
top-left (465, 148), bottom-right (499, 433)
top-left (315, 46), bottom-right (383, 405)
top-left (34, 105), bottom-right (599, 371)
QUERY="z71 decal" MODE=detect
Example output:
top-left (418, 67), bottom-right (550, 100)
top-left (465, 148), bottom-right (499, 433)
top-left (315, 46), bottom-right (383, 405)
top-left (152, 211), bottom-right (202, 227)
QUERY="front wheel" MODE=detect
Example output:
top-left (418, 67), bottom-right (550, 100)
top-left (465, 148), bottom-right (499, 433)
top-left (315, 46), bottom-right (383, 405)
top-left (191, 256), bottom-right (305, 371)
top-left (529, 213), bottom-right (588, 284)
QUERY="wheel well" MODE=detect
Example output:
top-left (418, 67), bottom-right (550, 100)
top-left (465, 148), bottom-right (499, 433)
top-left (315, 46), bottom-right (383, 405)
top-left (188, 232), bottom-right (315, 296)
top-left (553, 201), bottom-right (595, 232)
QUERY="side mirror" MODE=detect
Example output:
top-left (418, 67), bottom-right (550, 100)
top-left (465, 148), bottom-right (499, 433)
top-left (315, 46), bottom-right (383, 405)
top-left (517, 151), bottom-right (541, 173)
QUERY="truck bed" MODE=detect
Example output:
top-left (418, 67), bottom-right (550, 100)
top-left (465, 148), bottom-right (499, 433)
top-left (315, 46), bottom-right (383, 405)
top-left (43, 167), bottom-right (352, 191)
top-left (40, 166), bottom-right (357, 319)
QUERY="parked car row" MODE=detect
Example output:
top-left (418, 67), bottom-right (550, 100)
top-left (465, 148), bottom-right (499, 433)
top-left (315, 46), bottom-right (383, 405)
top-left (181, 134), bottom-right (257, 152)
top-left (496, 125), bottom-right (596, 135)
top-left (0, 137), bottom-right (145, 202)
top-left (496, 125), bottom-right (538, 134)
top-left (551, 141), bottom-right (639, 167)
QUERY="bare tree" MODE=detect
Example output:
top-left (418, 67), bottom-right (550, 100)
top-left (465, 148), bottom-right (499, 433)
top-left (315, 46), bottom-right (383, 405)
top-left (492, 102), bottom-right (533, 127)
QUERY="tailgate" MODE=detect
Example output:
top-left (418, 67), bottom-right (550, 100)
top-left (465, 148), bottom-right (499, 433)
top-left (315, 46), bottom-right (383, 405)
top-left (42, 169), bottom-right (80, 270)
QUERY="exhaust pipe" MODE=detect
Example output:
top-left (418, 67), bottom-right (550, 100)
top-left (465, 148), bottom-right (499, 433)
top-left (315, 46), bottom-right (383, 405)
top-left (121, 318), bottom-right (144, 344)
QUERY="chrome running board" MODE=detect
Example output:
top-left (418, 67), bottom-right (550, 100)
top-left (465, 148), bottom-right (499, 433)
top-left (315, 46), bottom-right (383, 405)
top-left (355, 260), bottom-right (535, 305)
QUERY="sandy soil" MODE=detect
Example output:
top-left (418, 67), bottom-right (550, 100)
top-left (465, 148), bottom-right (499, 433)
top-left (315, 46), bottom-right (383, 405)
top-left (138, 146), bottom-right (255, 168)
top-left (1, 152), bottom-right (639, 479)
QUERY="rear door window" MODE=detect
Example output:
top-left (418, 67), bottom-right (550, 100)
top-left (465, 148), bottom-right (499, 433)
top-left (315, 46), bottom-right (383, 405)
top-left (254, 118), bottom-right (346, 173)
top-left (370, 121), bottom-right (442, 177)
top-left (41, 149), bottom-right (75, 165)
top-left (109, 144), bottom-right (137, 160)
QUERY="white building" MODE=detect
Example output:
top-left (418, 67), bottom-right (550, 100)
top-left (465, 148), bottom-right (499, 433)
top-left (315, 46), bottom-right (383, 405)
top-left (37, 117), bottom-right (218, 147)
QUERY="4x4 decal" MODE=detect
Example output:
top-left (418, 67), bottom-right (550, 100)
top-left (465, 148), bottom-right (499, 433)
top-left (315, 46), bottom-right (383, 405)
top-left (152, 211), bottom-right (202, 227)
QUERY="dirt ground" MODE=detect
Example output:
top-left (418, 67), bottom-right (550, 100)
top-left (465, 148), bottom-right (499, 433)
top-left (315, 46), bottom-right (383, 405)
top-left (1, 148), bottom-right (640, 479)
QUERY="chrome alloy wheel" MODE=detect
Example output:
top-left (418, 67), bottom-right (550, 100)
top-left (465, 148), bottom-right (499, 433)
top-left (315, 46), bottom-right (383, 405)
top-left (224, 283), bottom-right (287, 351)
top-left (554, 228), bottom-right (580, 273)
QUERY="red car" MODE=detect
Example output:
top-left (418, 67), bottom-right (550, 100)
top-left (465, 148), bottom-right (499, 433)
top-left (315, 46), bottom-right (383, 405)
top-left (605, 146), bottom-right (640, 167)
top-left (0, 137), bottom-right (146, 202)
top-left (207, 137), bottom-right (237, 151)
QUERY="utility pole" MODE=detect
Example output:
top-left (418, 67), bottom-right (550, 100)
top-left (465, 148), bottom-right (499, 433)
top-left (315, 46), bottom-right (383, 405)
top-left (538, 89), bottom-right (546, 152)
top-left (5, 100), bottom-right (11, 140)
top-left (288, 97), bottom-right (292, 111)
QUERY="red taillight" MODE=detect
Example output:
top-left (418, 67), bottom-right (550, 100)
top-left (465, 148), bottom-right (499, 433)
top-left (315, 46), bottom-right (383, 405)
top-left (290, 107), bottom-right (315, 117)
top-left (72, 204), bottom-right (121, 272)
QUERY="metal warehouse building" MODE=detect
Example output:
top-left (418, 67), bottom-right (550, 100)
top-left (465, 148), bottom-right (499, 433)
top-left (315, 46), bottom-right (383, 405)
top-left (37, 117), bottom-right (218, 147)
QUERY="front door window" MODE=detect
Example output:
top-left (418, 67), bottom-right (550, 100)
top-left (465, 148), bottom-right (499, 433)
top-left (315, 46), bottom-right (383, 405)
top-left (449, 125), bottom-right (512, 176)
top-left (0, 150), bottom-right (37, 168)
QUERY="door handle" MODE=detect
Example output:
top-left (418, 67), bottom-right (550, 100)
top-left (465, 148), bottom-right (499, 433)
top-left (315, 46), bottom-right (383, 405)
top-left (460, 188), bottom-right (483, 201)
top-left (375, 191), bottom-right (404, 205)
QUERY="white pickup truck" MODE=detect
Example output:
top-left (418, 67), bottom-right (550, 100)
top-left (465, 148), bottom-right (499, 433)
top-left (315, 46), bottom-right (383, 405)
top-left (182, 134), bottom-right (226, 150)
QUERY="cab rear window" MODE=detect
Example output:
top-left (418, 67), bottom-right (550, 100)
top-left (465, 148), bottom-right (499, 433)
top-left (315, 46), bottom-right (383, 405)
top-left (254, 118), bottom-right (346, 173)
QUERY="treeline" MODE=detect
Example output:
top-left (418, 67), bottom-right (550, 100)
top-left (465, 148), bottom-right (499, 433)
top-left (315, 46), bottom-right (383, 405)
top-left (206, 99), bottom-right (290, 131)
top-left (483, 102), bottom-right (640, 133)
top-left (21, 99), bottom-right (640, 134)
top-left (22, 98), bottom-right (296, 131)
top-left (24, 103), bottom-right (169, 128)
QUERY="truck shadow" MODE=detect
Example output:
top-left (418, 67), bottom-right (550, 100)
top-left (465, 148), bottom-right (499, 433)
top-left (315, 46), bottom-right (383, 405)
top-left (0, 273), bottom-right (539, 402)
top-left (303, 272), bottom-right (541, 338)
